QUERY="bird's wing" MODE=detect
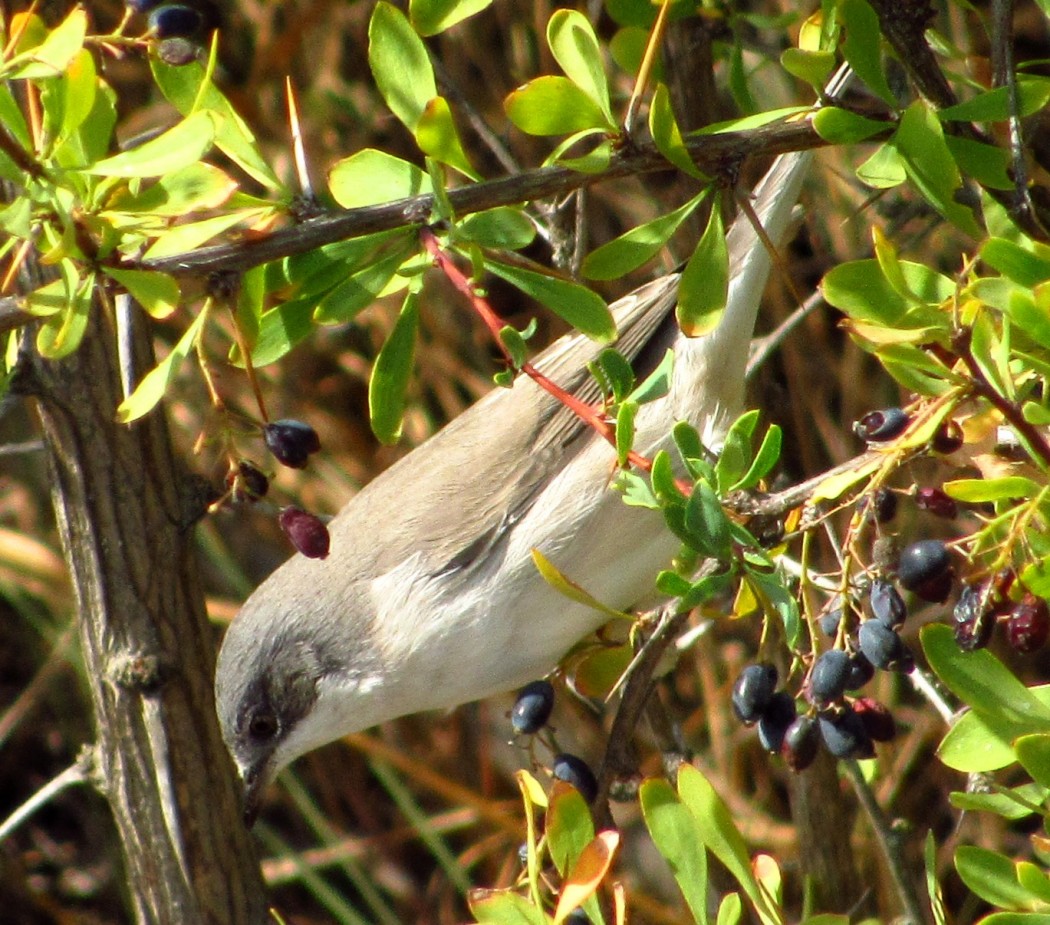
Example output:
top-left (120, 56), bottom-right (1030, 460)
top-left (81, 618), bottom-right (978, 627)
top-left (327, 273), bottom-right (681, 577)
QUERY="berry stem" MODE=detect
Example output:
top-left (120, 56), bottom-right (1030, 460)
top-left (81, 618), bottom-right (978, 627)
top-left (225, 302), bottom-right (269, 423)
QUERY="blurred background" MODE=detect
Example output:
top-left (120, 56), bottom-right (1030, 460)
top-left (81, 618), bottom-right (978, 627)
top-left (2, 0), bottom-right (1049, 922)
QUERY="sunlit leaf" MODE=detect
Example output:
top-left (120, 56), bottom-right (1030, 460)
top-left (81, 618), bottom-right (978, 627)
top-left (369, 292), bottom-right (419, 444)
top-left (369, 1), bottom-right (437, 131)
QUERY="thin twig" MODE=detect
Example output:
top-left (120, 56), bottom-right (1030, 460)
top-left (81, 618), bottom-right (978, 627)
top-left (843, 759), bottom-right (929, 925)
top-left (0, 748), bottom-right (95, 843)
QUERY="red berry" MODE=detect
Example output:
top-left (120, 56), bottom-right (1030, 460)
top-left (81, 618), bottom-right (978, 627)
top-left (852, 697), bottom-right (897, 742)
top-left (915, 487), bottom-right (958, 520)
top-left (1005, 596), bottom-right (1050, 654)
top-left (279, 507), bottom-right (330, 559)
top-left (932, 420), bottom-right (964, 454)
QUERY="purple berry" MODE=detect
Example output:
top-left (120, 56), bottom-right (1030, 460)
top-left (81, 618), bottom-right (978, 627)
top-left (915, 487), bottom-right (958, 520)
top-left (511, 680), bottom-right (555, 734)
top-left (781, 715), bottom-right (820, 771)
top-left (264, 419), bottom-right (322, 469)
top-left (731, 663), bottom-right (778, 725)
top-left (227, 460), bottom-right (269, 503)
top-left (853, 697), bottom-right (897, 742)
top-left (279, 507), bottom-right (330, 559)
top-left (932, 420), bottom-right (964, 454)
top-left (552, 753), bottom-right (598, 803)
top-left (1005, 596), bottom-right (1050, 654)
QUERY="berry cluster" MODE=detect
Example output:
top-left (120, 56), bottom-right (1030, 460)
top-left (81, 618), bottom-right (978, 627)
top-left (510, 680), bottom-right (599, 804)
top-left (219, 417), bottom-right (331, 559)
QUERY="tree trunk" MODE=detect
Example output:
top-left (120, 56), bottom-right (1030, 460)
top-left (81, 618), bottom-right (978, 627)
top-left (26, 300), bottom-right (268, 925)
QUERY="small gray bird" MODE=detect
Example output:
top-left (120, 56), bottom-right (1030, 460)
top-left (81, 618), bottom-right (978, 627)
top-left (216, 148), bottom-right (812, 821)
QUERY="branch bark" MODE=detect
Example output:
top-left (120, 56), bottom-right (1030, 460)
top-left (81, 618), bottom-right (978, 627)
top-left (25, 301), bottom-right (268, 924)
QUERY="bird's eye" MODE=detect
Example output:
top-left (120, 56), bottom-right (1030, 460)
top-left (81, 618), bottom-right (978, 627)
top-left (247, 711), bottom-right (279, 742)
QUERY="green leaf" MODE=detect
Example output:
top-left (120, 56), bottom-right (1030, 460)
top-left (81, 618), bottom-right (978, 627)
top-left (714, 410), bottom-right (758, 493)
top-left (252, 299), bottom-right (320, 366)
top-left (694, 106), bottom-right (810, 136)
top-left (947, 136), bottom-right (1014, 190)
top-left (732, 425), bottom-right (782, 491)
top-left (640, 778), bottom-right (709, 925)
top-left (50, 48), bottom-right (97, 148)
top-left (103, 268), bottom-right (181, 320)
top-left (531, 550), bottom-right (630, 621)
top-left (151, 58), bottom-right (282, 191)
top-left (313, 246), bottom-right (412, 324)
top-left (677, 202), bottom-right (728, 336)
top-left (950, 784), bottom-right (1047, 819)
top-left (615, 400), bottom-right (638, 468)
top-left (981, 238), bottom-right (1050, 288)
top-left (469, 890), bottom-right (550, 925)
top-left (369, 292), bottom-right (419, 444)
top-left (856, 141), bottom-right (907, 189)
top-left (812, 107), bottom-right (889, 144)
top-left (417, 95), bottom-right (479, 179)
top-left (955, 846), bottom-right (1033, 911)
top-left (942, 476), bottom-right (1042, 502)
top-left (822, 259), bottom-right (954, 325)
top-left (117, 304), bottom-right (209, 423)
top-left (940, 77), bottom-right (1050, 122)
top-left (748, 570), bottom-right (801, 647)
top-left (547, 9), bottom-right (613, 124)
top-left (895, 100), bottom-right (982, 237)
top-left (328, 148), bottom-right (433, 208)
top-left (582, 191), bottom-right (706, 280)
top-left (650, 83), bottom-right (706, 179)
top-left (546, 785), bottom-right (595, 877)
top-left (651, 450), bottom-right (685, 504)
top-left (979, 916), bottom-right (1050, 925)
top-left (1015, 734), bottom-right (1050, 790)
top-left (938, 708), bottom-right (1018, 772)
top-left (591, 348), bottom-right (635, 403)
top-left (922, 624), bottom-right (1050, 742)
top-left (684, 481), bottom-right (731, 559)
top-left (86, 111), bottom-right (217, 177)
top-left (105, 162), bottom-right (238, 217)
top-left (628, 348), bottom-right (673, 404)
top-left (716, 894), bottom-right (743, 925)
top-left (36, 272), bottom-right (92, 360)
top-left (458, 208), bottom-right (536, 250)
top-left (677, 765), bottom-right (771, 923)
top-left (369, 2), bottom-right (437, 131)
top-left (410, 0), bottom-right (492, 35)
top-left (143, 208), bottom-right (273, 259)
top-left (485, 261), bottom-right (614, 342)
top-left (6, 7), bottom-right (86, 79)
top-left (840, 0), bottom-right (896, 104)
top-left (505, 76), bottom-right (616, 135)
top-left (780, 48), bottom-right (836, 90)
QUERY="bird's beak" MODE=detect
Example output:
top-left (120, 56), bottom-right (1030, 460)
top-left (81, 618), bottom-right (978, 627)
top-left (239, 760), bottom-right (268, 828)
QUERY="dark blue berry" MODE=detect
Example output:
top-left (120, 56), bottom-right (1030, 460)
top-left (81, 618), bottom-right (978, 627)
top-left (819, 709), bottom-right (874, 759)
top-left (846, 652), bottom-right (875, 690)
top-left (758, 691), bottom-right (797, 753)
top-left (148, 4), bottom-right (204, 39)
top-left (511, 680), bottom-right (555, 735)
top-left (731, 663), bottom-right (778, 725)
top-left (897, 539), bottom-right (953, 602)
top-left (552, 754), bottom-right (598, 803)
top-left (869, 579), bottom-right (907, 628)
top-left (858, 620), bottom-right (911, 671)
top-left (854, 408), bottom-right (910, 442)
top-left (808, 649), bottom-right (851, 706)
top-left (265, 418), bottom-right (322, 469)
top-left (819, 609), bottom-right (842, 637)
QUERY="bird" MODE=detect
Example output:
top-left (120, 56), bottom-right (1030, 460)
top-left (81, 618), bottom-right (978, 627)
top-left (215, 147), bottom-right (813, 823)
